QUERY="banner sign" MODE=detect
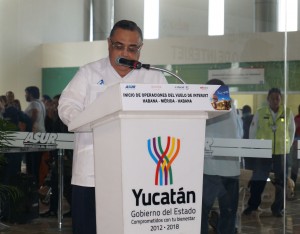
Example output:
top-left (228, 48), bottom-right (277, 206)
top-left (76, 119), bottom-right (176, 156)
top-left (117, 118), bottom-right (205, 234)
top-left (120, 84), bottom-right (231, 111)
top-left (68, 84), bottom-right (232, 132)
top-left (0, 132), bottom-right (74, 152)
top-left (208, 68), bottom-right (264, 85)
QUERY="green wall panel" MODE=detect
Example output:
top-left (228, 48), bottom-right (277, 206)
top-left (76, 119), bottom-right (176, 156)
top-left (167, 61), bottom-right (300, 92)
top-left (42, 67), bottom-right (79, 98)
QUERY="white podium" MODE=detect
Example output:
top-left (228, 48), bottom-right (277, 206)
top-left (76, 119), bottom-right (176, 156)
top-left (69, 83), bottom-right (230, 234)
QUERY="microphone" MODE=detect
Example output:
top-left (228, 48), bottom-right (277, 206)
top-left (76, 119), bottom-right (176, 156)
top-left (115, 57), bottom-right (185, 84)
top-left (115, 57), bottom-right (150, 69)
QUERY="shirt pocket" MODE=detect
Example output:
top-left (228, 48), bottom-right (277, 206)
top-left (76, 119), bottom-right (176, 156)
top-left (87, 84), bottom-right (107, 104)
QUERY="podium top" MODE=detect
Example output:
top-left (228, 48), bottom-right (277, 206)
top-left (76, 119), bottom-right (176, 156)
top-left (69, 83), bottom-right (231, 132)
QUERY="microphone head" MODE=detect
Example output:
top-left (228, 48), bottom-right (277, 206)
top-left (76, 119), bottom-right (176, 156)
top-left (115, 57), bottom-right (142, 69)
top-left (115, 57), bottom-right (122, 65)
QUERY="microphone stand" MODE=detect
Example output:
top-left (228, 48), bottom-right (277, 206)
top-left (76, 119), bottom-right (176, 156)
top-left (143, 65), bottom-right (186, 84)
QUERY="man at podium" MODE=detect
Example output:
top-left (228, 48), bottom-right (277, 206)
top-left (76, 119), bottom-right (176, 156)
top-left (58, 20), bottom-right (167, 234)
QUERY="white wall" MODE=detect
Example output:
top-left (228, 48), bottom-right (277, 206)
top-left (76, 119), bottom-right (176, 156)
top-left (42, 32), bottom-right (300, 68)
top-left (0, 0), bottom-right (88, 108)
top-left (225, 0), bottom-right (254, 34)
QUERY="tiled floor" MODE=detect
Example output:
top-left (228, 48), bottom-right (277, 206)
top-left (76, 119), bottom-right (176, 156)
top-left (0, 198), bottom-right (72, 234)
top-left (238, 197), bottom-right (300, 234)
top-left (0, 217), bottom-right (72, 234)
top-left (1, 184), bottom-right (300, 233)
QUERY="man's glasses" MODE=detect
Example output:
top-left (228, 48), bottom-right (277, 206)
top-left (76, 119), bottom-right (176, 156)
top-left (109, 38), bottom-right (142, 54)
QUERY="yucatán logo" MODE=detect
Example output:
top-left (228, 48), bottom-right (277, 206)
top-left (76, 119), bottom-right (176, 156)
top-left (132, 136), bottom-right (196, 207)
top-left (147, 136), bottom-right (180, 186)
top-left (23, 132), bottom-right (58, 149)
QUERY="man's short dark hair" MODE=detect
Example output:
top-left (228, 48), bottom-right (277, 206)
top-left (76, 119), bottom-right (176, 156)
top-left (42, 94), bottom-right (51, 101)
top-left (53, 94), bottom-right (61, 100)
top-left (206, 79), bottom-right (225, 85)
top-left (267, 88), bottom-right (281, 98)
top-left (110, 20), bottom-right (143, 41)
top-left (242, 105), bottom-right (252, 114)
top-left (25, 86), bottom-right (40, 99)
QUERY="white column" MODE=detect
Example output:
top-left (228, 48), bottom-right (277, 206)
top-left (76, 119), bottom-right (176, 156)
top-left (255, 0), bottom-right (278, 32)
top-left (114, 0), bottom-right (144, 32)
top-left (92, 0), bottom-right (114, 40)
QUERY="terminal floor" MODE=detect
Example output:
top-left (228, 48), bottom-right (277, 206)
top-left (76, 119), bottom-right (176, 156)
top-left (0, 197), bottom-right (72, 234)
top-left (1, 187), bottom-right (300, 233)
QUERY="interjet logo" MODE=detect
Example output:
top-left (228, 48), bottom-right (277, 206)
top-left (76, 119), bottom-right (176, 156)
top-left (147, 136), bottom-right (180, 186)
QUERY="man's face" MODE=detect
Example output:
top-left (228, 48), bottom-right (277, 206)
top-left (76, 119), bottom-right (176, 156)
top-left (25, 91), bottom-right (31, 102)
top-left (6, 91), bottom-right (14, 104)
top-left (108, 28), bottom-right (143, 77)
top-left (268, 92), bottom-right (281, 113)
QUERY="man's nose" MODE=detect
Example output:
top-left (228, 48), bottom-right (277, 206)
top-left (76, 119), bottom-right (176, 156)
top-left (120, 48), bottom-right (130, 57)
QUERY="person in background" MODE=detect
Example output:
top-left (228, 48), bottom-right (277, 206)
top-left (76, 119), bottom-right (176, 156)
top-left (39, 95), bottom-right (53, 187)
top-left (0, 95), bottom-right (22, 184)
top-left (0, 97), bottom-right (4, 118)
top-left (58, 20), bottom-right (168, 234)
top-left (12, 99), bottom-right (21, 111)
top-left (243, 88), bottom-right (295, 217)
top-left (201, 79), bottom-right (243, 234)
top-left (0, 95), bottom-right (19, 126)
top-left (24, 86), bottom-right (46, 186)
top-left (242, 105), bottom-right (255, 170)
top-left (289, 104), bottom-right (300, 193)
top-left (12, 99), bottom-right (32, 132)
top-left (0, 94), bottom-right (18, 123)
top-left (242, 105), bottom-right (253, 139)
top-left (5, 91), bottom-right (15, 107)
top-left (42, 95), bottom-right (53, 133)
top-left (0, 95), bottom-right (6, 104)
top-left (41, 94), bottom-right (52, 105)
top-left (24, 86), bottom-right (46, 133)
top-left (40, 94), bottom-right (73, 218)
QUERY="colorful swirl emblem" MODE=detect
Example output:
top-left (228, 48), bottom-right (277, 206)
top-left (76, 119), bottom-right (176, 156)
top-left (147, 136), bottom-right (180, 186)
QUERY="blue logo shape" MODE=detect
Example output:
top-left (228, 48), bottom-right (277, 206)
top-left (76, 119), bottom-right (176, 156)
top-left (97, 79), bottom-right (104, 85)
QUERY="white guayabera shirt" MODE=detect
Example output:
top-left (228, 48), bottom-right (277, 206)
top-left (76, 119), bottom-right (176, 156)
top-left (58, 57), bottom-right (167, 187)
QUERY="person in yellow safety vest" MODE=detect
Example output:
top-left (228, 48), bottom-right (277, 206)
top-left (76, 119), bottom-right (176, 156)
top-left (243, 87), bottom-right (295, 217)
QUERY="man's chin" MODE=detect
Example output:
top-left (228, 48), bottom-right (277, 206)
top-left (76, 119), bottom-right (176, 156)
top-left (117, 66), bottom-right (132, 77)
